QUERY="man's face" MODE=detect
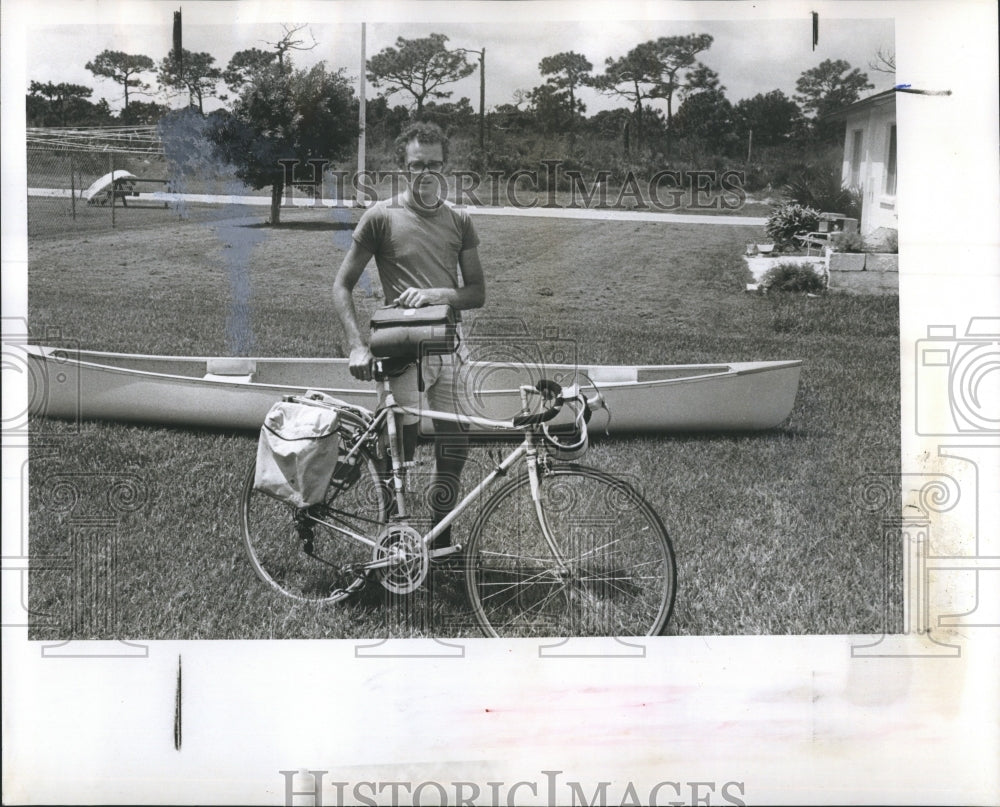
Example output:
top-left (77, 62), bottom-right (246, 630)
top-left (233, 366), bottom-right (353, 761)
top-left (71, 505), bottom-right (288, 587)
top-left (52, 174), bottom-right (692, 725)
top-left (404, 139), bottom-right (445, 205)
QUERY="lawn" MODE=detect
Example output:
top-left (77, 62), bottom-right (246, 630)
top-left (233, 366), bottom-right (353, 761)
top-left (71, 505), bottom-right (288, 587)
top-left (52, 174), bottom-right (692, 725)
top-left (25, 200), bottom-right (901, 639)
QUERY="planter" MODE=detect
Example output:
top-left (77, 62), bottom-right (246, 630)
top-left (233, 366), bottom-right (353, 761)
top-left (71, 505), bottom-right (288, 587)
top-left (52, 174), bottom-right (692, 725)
top-left (744, 249), bottom-right (899, 295)
top-left (828, 251), bottom-right (899, 295)
top-left (829, 252), bottom-right (866, 272)
top-left (865, 253), bottom-right (899, 272)
top-left (828, 269), bottom-right (898, 295)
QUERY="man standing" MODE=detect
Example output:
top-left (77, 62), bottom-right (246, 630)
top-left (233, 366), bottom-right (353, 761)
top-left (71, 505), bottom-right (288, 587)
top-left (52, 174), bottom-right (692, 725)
top-left (333, 122), bottom-right (486, 553)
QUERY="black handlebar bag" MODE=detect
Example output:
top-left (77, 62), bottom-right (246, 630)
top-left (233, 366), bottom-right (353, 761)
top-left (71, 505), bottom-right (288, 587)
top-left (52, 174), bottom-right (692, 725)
top-left (368, 304), bottom-right (458, 360)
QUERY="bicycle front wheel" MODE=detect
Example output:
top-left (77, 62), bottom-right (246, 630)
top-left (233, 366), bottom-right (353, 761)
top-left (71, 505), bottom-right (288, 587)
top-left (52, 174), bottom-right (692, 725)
top-left (464, 464), bottom-right (676, 637)
top-left (241, 443), bottom-right (388, 603)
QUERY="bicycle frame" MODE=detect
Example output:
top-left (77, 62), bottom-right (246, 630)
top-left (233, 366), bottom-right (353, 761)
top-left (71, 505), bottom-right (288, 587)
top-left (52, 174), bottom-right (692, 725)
top-left (318, 376), bottom-right (566, 567)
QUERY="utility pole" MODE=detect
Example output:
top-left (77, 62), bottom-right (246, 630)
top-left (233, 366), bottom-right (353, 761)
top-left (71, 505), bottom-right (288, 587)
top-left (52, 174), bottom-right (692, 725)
top-left (477, 47), bottom-right (485, 151)
top-left (452, 46), bottom-right (486, 151)
top-left (356, 22), bottom-right (366, 207)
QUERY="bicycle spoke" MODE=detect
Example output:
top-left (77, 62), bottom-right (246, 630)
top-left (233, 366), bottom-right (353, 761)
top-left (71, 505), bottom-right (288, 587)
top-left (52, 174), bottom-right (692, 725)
top-left (465, 465), bottom-right (676, 637)
top-left (241, 446), bottom-right (388, 604)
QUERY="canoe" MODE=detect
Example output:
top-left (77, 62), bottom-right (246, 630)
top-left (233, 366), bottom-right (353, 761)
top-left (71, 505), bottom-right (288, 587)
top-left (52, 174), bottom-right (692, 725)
top-left (20, 345), bottom-right (801, 434)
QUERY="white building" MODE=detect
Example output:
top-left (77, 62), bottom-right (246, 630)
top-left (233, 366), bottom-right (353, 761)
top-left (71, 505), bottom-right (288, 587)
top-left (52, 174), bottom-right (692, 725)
top-left (831, 89), bottom-right (897, 235)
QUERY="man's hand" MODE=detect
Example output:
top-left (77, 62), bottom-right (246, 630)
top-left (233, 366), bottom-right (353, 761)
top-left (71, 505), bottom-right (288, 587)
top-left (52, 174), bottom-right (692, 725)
top-left (349, 344), bottom-right (376, 381)
top-left (395, 287), bottom-right (449, 308)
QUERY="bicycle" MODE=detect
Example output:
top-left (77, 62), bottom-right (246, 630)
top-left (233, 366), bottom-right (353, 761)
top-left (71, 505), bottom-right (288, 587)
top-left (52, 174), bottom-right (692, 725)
top-left (240, 360), bottom-right (677, 638)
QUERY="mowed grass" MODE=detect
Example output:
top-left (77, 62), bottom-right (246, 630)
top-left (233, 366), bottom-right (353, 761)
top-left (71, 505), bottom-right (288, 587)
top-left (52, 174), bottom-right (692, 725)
top-left (25, 201), bottom-right (901, 638)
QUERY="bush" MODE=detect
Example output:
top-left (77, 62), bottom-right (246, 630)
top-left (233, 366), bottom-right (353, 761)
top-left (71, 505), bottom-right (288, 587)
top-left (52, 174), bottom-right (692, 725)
top-left (830, 230), bottom-right (865, 252)
top-left (784, 163), bottom-right (862, 220)
top-left (765, 203), bottom-right (820, 246)
top-left (760, 262), bottom-right (826, 293)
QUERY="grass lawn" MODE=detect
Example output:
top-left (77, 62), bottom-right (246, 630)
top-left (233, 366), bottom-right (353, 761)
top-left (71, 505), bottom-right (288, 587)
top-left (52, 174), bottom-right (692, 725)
top-left (25, 200), bottom-right (901, 639)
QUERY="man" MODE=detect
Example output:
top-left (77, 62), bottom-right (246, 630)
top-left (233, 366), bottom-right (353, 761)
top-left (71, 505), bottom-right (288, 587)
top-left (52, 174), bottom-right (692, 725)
top-left (333, 122), bottom-right (486, 553)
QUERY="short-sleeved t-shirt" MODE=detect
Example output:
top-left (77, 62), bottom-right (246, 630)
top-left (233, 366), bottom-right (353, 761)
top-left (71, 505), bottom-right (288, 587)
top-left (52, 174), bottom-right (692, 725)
top-left (352, 195), bottom-right (480, 303)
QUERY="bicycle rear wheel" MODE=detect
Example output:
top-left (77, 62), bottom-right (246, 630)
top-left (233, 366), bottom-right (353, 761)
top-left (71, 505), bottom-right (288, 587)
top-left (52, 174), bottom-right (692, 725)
top-left (241, 442), bottom-right (388, 603)
top-left (464, 464), bottom-right (676, 637)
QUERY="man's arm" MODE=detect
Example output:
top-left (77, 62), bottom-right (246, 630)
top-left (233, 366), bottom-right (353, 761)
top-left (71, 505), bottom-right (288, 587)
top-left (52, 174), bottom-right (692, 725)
top-left (395, 246), bottom-right (487, 310)
top-left (333, 240), bottom-right (377, 380)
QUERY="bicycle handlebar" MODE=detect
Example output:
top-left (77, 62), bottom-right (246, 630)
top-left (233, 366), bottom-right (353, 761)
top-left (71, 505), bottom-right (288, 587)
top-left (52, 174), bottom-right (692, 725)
top-left (512, 379), bottom-right (565, 427)
top-left (511, 378), bottom-right (605, 430)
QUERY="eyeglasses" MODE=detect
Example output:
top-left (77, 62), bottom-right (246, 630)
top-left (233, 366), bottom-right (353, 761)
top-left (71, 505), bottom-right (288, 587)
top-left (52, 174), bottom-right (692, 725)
top-left (407, 161), bottom-right (444, 173)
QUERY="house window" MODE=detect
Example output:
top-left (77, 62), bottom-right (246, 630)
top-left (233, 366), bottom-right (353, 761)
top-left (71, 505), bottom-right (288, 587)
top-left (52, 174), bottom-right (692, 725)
top-left (884, 124), bottom-right (897, 196)
top-left (849, 129), bottom-right (864, 188)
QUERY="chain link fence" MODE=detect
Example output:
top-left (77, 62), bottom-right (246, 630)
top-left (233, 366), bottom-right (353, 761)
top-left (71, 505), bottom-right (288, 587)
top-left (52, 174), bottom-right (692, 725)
top-left (27, 126), bottom-right (175, 237)
top-left (25, 126), bottom-right (268, 237)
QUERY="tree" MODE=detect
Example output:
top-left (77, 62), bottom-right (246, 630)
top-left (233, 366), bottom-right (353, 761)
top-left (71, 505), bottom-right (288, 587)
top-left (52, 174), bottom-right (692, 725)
top-left (585, 108), bottom-right (631, 140)
top-left (159, 107), bottom-right (228, 180)
top-left (265, 23), bottom-right (318, 67)
top-left (223, 48), bottom-right (277, 92)
top-left (733, 90), bottom-right (804, 147)
top-left (489, 94), bottom-right (535, 136)
top-left (594, 41), bottom-right (662, 153)
top-left (365, 95), bottom-right (410, 140)
top-left (208, 62), bottom-right (358, 224)
top-left (597, 34), bottom-right (716, 155)
top-left (538, 51), bottom-right (593, 129)
top-left (367, 33), bottom-right (475, 114)
top-left (646, 34), bottom-right (715, 155)
top-left (223, 26), bottom-right (318, 94)
top-left (85, 50), bottom-right (155, 110)
top-left (794, 58), bottom-right (874, 119)
top-left (680, 62), bottom-right (724, 99)
top-left (420, 97), bottom-right (476, 132)
top-left (673, 88), bottom-right (735, 154)
top-left (118, 100), bottom-right (171, 125)
top-left (26, 81), bottom-right (110, 126)
top-left (158, 49), bottom-right (223, 113)
top-left (868, 46), bottom-right (896, 74)
top-left (528, 83), bottom-right (567, 134)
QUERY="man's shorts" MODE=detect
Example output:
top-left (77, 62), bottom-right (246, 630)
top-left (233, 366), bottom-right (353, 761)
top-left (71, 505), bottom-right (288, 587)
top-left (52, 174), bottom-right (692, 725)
top-left (384, 342), bottom-right (471, 431)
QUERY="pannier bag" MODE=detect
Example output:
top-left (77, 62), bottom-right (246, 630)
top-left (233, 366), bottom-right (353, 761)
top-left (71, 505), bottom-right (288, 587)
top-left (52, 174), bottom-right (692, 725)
top-left (369, 304), bottom-right (457, 359)
top-left (254, 396), bottom-right (343, 507)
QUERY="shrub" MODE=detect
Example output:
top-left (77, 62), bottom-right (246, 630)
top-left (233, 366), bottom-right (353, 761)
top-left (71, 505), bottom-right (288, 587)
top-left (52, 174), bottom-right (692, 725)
top-left (784, 163), bottom-right (863, 220)
top-left (765, 203), bottom-right (820, 246)
top-left (760, 262), bottom-right (826, 293)
top-left (830, 230), bottom-right (865, 252)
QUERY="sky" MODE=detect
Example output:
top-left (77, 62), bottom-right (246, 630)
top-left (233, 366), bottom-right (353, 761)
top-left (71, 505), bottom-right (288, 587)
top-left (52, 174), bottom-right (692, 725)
top-left (24, 8), bottom-right (895, 116)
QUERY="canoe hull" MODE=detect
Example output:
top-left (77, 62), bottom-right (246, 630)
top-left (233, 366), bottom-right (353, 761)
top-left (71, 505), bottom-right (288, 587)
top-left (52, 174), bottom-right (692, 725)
top-left (20, 346), bottom-right (801, 434)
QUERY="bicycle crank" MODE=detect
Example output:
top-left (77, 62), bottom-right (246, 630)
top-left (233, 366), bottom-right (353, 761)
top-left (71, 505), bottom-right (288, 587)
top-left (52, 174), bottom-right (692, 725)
top-left (371, 524), bottom-right (429, 594)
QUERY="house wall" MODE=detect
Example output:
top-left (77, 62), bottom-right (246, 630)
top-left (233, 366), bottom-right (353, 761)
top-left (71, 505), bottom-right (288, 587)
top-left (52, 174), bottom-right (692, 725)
top-left (840, 100), bottom-right (897, 234)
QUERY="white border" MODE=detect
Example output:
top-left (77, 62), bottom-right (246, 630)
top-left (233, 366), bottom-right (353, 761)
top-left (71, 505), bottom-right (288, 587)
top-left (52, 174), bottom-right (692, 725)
top-left (4, 1), bottom-right (999, 805)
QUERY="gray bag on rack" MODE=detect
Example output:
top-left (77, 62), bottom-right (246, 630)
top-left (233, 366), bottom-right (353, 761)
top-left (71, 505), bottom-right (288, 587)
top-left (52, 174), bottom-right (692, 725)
top-left (253, 396), bottom-right (343, 507)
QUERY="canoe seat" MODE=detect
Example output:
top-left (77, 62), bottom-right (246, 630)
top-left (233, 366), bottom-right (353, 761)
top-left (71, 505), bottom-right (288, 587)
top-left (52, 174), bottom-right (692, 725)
top-left (204, 357), bottom-right (256, 384)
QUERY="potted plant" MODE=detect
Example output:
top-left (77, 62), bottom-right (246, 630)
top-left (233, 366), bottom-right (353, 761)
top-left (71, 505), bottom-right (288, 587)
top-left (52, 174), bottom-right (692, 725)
top-left (764, 203), bottom-right (821, 252)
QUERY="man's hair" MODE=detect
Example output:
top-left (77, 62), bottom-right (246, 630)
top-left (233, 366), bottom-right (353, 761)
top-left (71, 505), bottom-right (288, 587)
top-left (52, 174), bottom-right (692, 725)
top-left (394, 121), bottom-right (450, 166)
